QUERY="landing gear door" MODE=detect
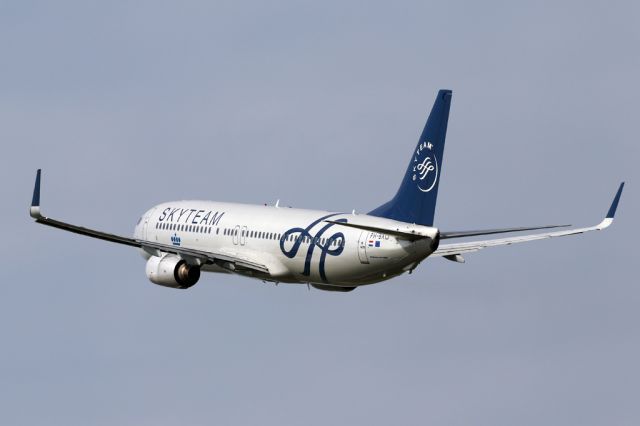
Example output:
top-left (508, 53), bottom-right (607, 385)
top-left (357, 231), bottom-right (370, 264)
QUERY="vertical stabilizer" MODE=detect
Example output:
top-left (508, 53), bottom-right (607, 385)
top-left (369, 89), bottom-right (452, 226)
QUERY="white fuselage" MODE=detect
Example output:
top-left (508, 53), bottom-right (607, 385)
top-left (133, 201), bottom-right (440, 287)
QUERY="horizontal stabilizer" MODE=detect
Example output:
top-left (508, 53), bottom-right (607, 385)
top-left (324, 219), bottom-right (433, 241)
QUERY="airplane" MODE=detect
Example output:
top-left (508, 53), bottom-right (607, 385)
top-left (29, 90), bottom-right (625, 292)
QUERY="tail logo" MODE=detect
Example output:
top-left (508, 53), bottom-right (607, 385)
top-left (412, 141), bottom-right (439, 193)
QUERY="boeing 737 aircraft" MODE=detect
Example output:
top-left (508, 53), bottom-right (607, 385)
top-left (29, 90), bottom-right (624, 292)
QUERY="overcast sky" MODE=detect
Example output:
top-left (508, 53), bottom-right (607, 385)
top-left (1, 1), bottom-right (638, 425)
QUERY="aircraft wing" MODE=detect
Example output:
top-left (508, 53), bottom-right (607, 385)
top-left (433, 182), bottom-right (624, 259)
top-left (28, 169), bottom-right (270, 274)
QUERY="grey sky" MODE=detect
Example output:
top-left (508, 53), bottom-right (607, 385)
top-left (1, 1), bottom-right (638, 425)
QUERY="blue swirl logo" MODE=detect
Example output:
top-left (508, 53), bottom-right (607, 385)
top-left (412, 140), bottom-right (439, 193)
top-left (280, 213), bottom-right (347, 283)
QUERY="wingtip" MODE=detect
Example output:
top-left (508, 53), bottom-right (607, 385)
top-left (30, 169), bottom-right (42, 219)
top-left (605, 182), bottom-right (625, 219)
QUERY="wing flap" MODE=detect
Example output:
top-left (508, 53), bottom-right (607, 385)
top-left (440, 224), bottom-right (570, 239)
top-left (139, 241), bottom-right (270, 273)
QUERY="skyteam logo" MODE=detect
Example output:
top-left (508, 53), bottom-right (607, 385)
top-left (171, 233), bottom-right (181, 246)
top-left (412, 141), bottom-right (438, 193)
top-left (280, 213), bottom-right (346, 283)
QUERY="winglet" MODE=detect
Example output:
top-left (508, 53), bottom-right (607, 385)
top-left (30, 169), bottom-right (43, 219)
top-left (606, 182), bottom-right (625, 219)
top-left (597, 182), bottom-right (624, 230)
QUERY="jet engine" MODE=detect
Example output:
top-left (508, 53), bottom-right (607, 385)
top-left (145, 254), bottom-right (200, 289)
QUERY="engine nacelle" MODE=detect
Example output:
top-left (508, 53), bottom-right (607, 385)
top-left (145, 254), bottom-right (200, 289)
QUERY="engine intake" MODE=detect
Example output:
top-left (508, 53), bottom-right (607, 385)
top-left (145, 254), bottom-right (200, 289)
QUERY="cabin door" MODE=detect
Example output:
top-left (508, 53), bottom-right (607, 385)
top-left (357, 231), bottom-right (370, 264)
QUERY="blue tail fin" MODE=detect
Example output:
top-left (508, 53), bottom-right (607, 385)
top-left (368, 89), bottom-right (452, 226)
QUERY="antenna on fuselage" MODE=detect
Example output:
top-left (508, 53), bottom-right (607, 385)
top-left (275, 199), bottom-right (280, 208)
